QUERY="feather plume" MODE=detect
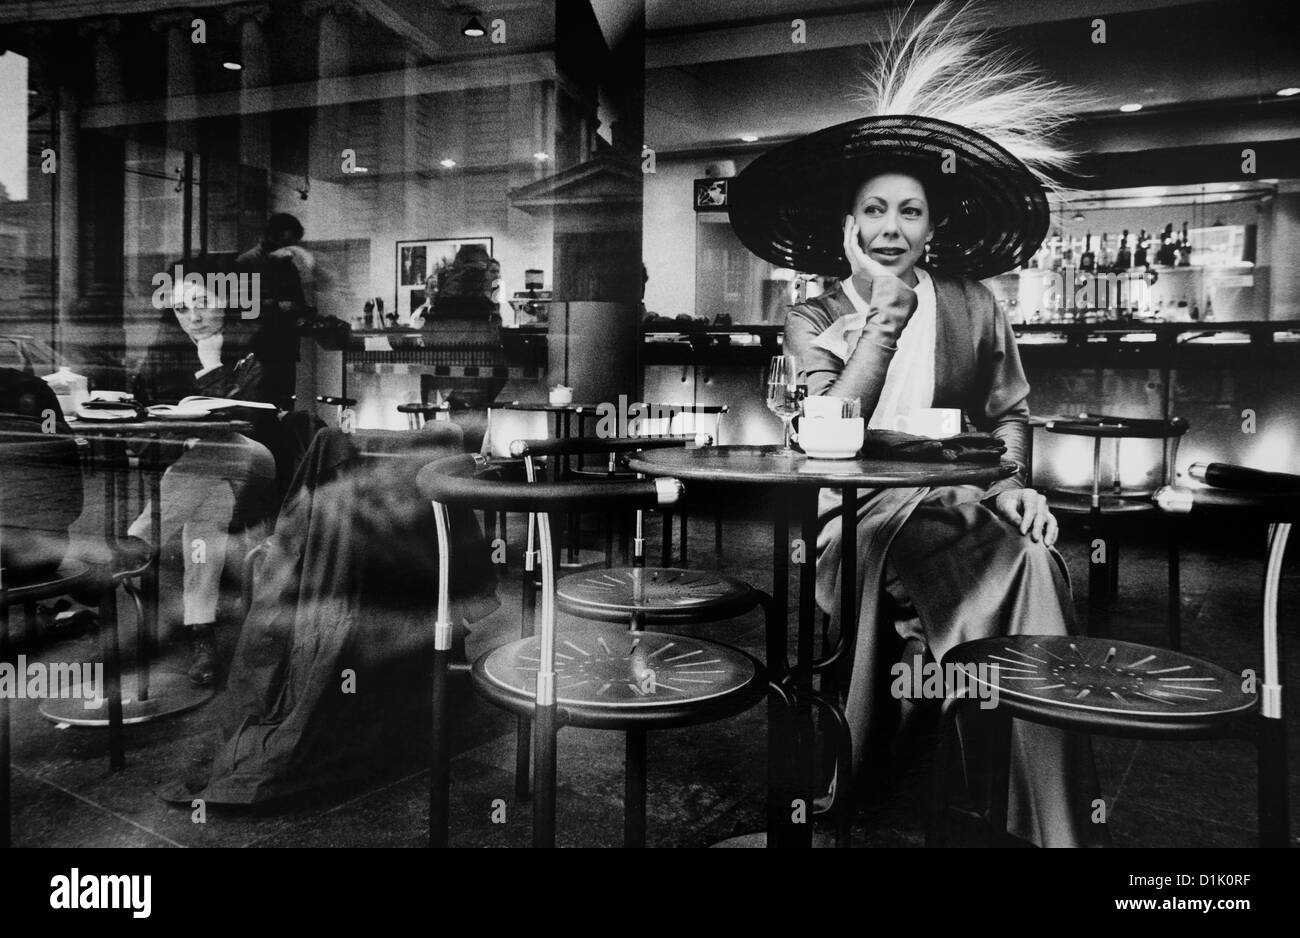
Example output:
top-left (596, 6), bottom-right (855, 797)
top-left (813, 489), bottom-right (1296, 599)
top-left (853, 0), bottom-right (1083, 196)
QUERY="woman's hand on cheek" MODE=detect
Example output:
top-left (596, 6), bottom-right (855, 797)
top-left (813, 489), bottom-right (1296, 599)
top-left (195, 332), bottom-right (224, 372)
top-left (992, 487), bottom-right (1058, 547)
top-left (842, 217), bottom-right (892, 282)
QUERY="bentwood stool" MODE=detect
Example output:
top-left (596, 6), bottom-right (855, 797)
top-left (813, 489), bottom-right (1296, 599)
top-left (928, 460), bottom-right (1295, 848)
top-left (397, 401), bottom-right (450, 430)
top-left (315, 395), bottom-right (357, 428)
top-left (1, 537), bottom-right (152, 847)
top-left (509, 436), bottom-right (784, 842)
top-left (418, 453), bottom-right (768, 848)
top-left (1038, 413), bottom-right (1188, 643)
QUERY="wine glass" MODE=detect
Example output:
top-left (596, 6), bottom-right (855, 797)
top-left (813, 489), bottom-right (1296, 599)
top-left (766, 354), bottom-right (803, 452)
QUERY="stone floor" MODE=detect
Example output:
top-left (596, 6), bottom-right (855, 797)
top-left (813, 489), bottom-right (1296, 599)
top-left (5, 499), bottom-right (1298, 848)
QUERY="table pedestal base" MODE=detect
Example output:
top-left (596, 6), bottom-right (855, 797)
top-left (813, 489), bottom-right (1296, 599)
top-left (710, 831), bottom-right (837, 848)
top-left (40, 670), bottom-right (214, 726)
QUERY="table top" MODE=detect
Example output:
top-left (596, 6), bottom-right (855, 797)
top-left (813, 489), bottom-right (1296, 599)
top-left (627, 444), bottom-right (1016, 488)
top-left (497, 401), bottom-right (598, 413)
top-left (68, 418), bottom-right (254, 437)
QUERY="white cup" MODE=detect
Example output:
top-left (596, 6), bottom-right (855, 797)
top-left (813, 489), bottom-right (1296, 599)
top-left (891, 407), bottom-right (961, 438)
top-left (803, 395), bottom-right (854, 419)
top-left (548, 385), bottom-right (573, 405)
top-left (797, 416), bottom-right (864, 459)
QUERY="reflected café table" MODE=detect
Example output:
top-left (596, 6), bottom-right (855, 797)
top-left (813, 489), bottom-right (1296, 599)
top-left (496, 400), bottom-right (603, 567)
top-left (627, 444), bottom-right (1015, 848)
top-left (42, 417), bottom-right (254, 728)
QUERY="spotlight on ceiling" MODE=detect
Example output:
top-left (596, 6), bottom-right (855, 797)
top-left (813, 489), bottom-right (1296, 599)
top-left (1119, 103), bottom-right (1143, 113)
top-left (740, 135), bottom-right (758, 143)
top-left (439, 158), bottom-right (457, 169)
top-left (533, 152), bottom-right (549, 162)
top-left (1278, 87), bottom-right (1300, 97)
top-left (462, 15), bottom-right (486, 38)
top-left (1072, 211), bottom-right (1085, 221)
top-left (222, 60), bottom-right (242, 71)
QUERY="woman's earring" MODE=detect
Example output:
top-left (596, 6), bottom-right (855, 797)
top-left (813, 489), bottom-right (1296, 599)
top-left (923, 240), bottom-right (933, 266)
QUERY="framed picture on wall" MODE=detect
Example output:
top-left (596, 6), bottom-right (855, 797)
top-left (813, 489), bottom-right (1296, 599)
top-left (395, 236), bottom-right (494, 320)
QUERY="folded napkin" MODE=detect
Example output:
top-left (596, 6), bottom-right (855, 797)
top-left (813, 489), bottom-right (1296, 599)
top-left (810, 312), bottom-right (868, 362)
top-left (860, 429), bottom-right (1006, 463)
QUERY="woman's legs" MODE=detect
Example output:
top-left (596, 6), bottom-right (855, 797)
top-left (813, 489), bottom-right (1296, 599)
top-left (127, 435), bottom-right (277, 684)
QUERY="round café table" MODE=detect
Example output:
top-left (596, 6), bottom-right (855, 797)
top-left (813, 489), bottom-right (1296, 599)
top-left (41, 418), bottom-right (254, 729)
top-left (627, 444), bottom-right (1015, 848)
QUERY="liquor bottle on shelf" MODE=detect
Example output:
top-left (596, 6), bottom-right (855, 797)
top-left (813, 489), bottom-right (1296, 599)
top-left (1080, 232), bottom-right (1095, 272)
top-left (1134, 228), bottom-right (1149, 267)
top-left (1177, 221), bottom-right (1192, 267)
top-left (1098, 232), bottom-right (1113, 271)
top-left (1157, 222), bottom-right (1176, 266)
top-left (1204, 295), bottom-right (1215, 321)
top-left (1061, 232), bottom-right (1074, 269)
top-left (1048, 227), bottom-right (1063, 270)
top-left (1116, 229), bottom-right (1132, 270)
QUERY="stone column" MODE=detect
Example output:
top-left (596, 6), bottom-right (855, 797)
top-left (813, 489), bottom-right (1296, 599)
top-left (151, 9), bottom-right (198, 154)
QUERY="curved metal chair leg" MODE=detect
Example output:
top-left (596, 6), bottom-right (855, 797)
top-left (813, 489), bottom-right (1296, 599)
top-left (100, 584), bottom-right (126, 771)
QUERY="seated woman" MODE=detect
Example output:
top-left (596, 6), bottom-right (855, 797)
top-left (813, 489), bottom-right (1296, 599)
top-left (130, 268), bottom-right (278, 687)
top-left (730, 2), bottom-right (1104, 846)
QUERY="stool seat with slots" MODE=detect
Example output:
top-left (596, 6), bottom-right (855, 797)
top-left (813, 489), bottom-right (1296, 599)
top-left (929, 460), bottom-right (1293, 848)
top-left (556, 567), bottom-right (760, 626)
top-left (418, 453), bottom-right (774, 849)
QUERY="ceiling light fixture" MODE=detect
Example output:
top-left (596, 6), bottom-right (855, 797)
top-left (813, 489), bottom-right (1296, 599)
top-left (740, 134), bottom-right (758, 143)
top-left (439, 158), bottom-right (457, 169)
top-left (462, 15), bottom-right (486, 38)
top-left (222, 61), bottom-right (242, 71)
top-left (533, 152), bottom-right (549, 161)
top-left (1278, 87), bottom-right (1300, 97)
top-left (1119, 103), bottom-right (1142, 113)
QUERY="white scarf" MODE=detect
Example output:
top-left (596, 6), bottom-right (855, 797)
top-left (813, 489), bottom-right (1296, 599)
top-left (816, 270), bottom-right (937, 430)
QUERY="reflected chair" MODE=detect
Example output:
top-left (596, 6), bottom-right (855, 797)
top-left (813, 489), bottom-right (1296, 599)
top-left (397, 401), bottom-right (450, 430)
top-left (315, 395), bottom-right (356, 428)
top-left (1034, 413), bottom-right (1188, 644)
top-left (571, 403), bottom-right (730, 565)
top-left (928, 459), bottom-right (1293, 847)
top-left (419, 453), bottom-right (769, 848)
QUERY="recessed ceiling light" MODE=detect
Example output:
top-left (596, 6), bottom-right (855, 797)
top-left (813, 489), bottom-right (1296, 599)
top-left (1119, 103), bottom-right (1142, 113)
top-left (1278, 87), bottom-right (1300, 97)
top-left (352, 167), bottom-right (369, 174)
top-left (533, 152), bottom-right (549, 161)
top-left (222, 61), bottom-right (242, 71)
top-left (740, 135), bottom-right (758, 143)
top-left (439, 158), bottom-right (457, 169)
top-left (462, 15), bottom-right (486, 38)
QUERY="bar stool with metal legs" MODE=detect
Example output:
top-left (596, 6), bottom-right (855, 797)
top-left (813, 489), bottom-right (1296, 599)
top-left (397, 401), bottom-right (450, 430)
top-left (315, 395), bottom-right (357, 427)
top-left (1039, 413), bottom-right (1188, 644)
top-left (928, 459), bottom-right (1293, 848)
top-left (507, 436), bottom-right (793, 844)
top-left (418, 453), bottom-right (770, 848)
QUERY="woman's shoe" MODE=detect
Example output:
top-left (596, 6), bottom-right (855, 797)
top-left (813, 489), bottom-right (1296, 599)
top-left (186, 624), bottom-right (218, 687)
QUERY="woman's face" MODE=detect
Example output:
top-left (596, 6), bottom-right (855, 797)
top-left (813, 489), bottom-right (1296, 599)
top-left (847, 172), bottom-right (935, 276)
top-left (173, 285), bottom-right (224, 342)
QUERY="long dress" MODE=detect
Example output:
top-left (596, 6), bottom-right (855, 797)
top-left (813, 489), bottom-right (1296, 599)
top-left (785, 269), bottom-right (1106, 847)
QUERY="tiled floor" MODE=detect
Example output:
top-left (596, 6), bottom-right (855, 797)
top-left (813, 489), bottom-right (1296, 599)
top-left (6, 502), bottom-right (1298, 848)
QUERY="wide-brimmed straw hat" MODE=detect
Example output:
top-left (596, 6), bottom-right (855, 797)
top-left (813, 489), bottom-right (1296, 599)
top-left (728, 115), bottom-right (1049, 280)
top-left (727, 1), bottom-right (1078, 281)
